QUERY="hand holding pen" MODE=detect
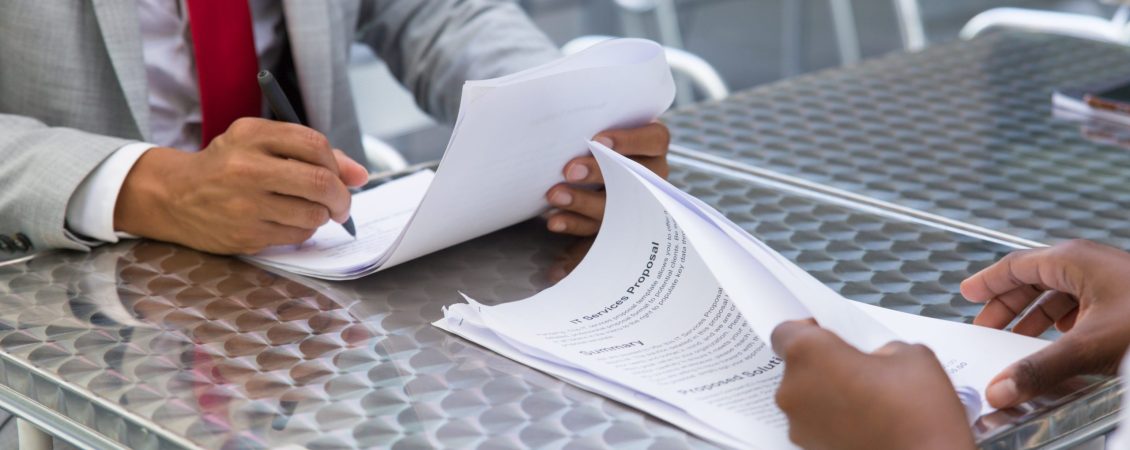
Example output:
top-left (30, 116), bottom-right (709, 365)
top-left (259, 70), bottom-right (358, 238)
top-left (113, 115), bottom-right (368, 254)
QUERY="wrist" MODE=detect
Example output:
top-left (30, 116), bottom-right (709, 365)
top-left (113, 147), bottom-right (189, 239)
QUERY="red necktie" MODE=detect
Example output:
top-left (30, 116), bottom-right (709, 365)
top-left (186, 0), bottom-right (261, 148)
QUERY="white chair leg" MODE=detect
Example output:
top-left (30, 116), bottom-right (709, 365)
top-left (652, 0), bottom-right (685, 49)
top-left (781, 0), bottom-right (806, 77)
top-left (893, 0), bottom-right (927, 51)
top-left (649, 0), bottom-right (695, 105)
top-left (616, 5), bottom-right (648, 40)
top-left (828, 0), bottom-right (861, 65)
top-left (16, 419), bottom-right (50, 450)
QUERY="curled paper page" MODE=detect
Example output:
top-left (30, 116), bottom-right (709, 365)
top-left (436, 141), bottom-right (1048, 448)
top-left (244, 39), bottom-right (675, 280)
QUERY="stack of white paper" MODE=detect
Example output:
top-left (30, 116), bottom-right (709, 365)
top-left (435, 141), bottom-right (1050, 449)
top-left (244, 39), bottom-right (675, 280)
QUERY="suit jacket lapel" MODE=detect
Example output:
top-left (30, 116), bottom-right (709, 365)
top-left (282, 0), bottom-right (333, 134)
top-left (92, 0), bottom-right (150, 140)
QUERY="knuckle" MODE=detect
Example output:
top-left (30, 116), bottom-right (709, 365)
top-left (1012, 355), bottom-right (1053, 393)
top-left (231, 230), bottom-right (259, 249)
top-left (908, 343), bottom-right (935, 359)
top-left (303, 205), bottom-right (330, 227)
top-left (226, 158), bottom-right (257, 178)
top-left (229, 117), bottom-right (262, 137)
top-left (309, 166), bottom-right (335, 197)
top-left (1014, 358), bottom-right (1048, 392)
top-left (995, 249), bottom-right (1028, 272)
top-left (1048, 240), bottom-right (1096, 263)
top-left (781, 330), bottom-right (824, 360)
top-left (999, 250), bottom-right (1023, 264)
top-left (227, 197), bottom-right (255, 216)
top-left (1059, 239), bottom-right (1094, 251)
top-left (299, 127), bottom-right (331, 151)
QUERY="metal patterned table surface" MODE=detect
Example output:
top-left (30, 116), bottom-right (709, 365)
top-left (666, 31), bottom-right (1130, 249)
top-left (0, 159), bottom-right (1117, 450)
top-left (4, 31), bottom-right (1128, 449)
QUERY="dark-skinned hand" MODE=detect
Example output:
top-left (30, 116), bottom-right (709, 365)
top-left (961, 240), bottom-right (1130, 409)
top-left (545, 122), bottom-right (670, 236)
top-left (772, 320), bottom-right (976, 450)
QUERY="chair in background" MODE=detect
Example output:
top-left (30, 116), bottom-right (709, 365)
top-left (347, 44), bottom-right (424, 173)
top-left (349, 35), bottom-right (727, 170)
top-left (362, 135), bottom-right (409, 174)
top-left (562, 35), bottom-right (730, 104)
top-left (611, 0), bottom-right (927, 77)
top-left (613, 0), bottom-right (685, 50)
top-left (891, 0), bottom-right (926, 51)
top-left (960, 1), bottom-right (1130, 44)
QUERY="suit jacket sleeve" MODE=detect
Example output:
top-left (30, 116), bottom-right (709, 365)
top-left (0, 113), bottom-right (137, 252)
top-left (354, 0), bottom-right (561, 124)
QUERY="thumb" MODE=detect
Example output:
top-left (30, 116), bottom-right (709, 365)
top-left (985, 334), bottom-right (1094, 409)
top-left (333, 149), bottom-right (369, 188)
top-left (770, 318), bottom-right (820, 357)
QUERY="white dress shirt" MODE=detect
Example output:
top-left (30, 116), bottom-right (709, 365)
top-left (65, 0), bottom-right (284, 242)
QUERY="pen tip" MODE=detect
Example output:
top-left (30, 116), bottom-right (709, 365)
top-left (343, 217), bottom-right (357, 238)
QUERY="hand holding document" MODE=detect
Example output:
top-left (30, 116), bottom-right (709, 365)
top-left (434, 141), bottom-right (1050, 449)
top-left (244, 39), bottom-right (675, 280)
top-left (246, 36), bottom-right (1047, 448)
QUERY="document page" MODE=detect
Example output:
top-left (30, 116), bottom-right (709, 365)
top-left (438, 165), bottom-right (798, 448)
top-left (245, 39), bottom-right (675, 280)
top-left (437, 142), bottom-right (1050, 447)
top-left (380, 39), bottom-right (675, 269)
top-left (602, 142), bottom-right (1049, 415)
top-left (246, 171), bottom-right (433, 279)
top-left (438, 302), bottom-right (748, 448)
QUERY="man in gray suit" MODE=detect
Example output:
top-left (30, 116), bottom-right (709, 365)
top-left (0, 0), bottom-right (670, 257)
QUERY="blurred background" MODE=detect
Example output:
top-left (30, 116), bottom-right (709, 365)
top-left (349, 0), bottom-right (1123, 164)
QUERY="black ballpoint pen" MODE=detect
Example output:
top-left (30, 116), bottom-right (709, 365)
top-left (257, 70), bottom-right (357, 238)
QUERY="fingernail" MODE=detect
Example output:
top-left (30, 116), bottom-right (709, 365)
top-left (550, 190), bottom-right (573, 206)
top-left (594, 136), bottom-right (614, 148)
top-left (566, 164), bottom-right (589, 182)
top-left (549, 219), bottom-right (566, 232)
top-left (986, 379), bottom-right (1018, 407)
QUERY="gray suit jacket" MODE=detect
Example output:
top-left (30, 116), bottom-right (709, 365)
top-left (0, 0), bottom-right (559, 254)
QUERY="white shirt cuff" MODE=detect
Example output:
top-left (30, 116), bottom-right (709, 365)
top-left (65, 142), bottom-right (156, 243)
